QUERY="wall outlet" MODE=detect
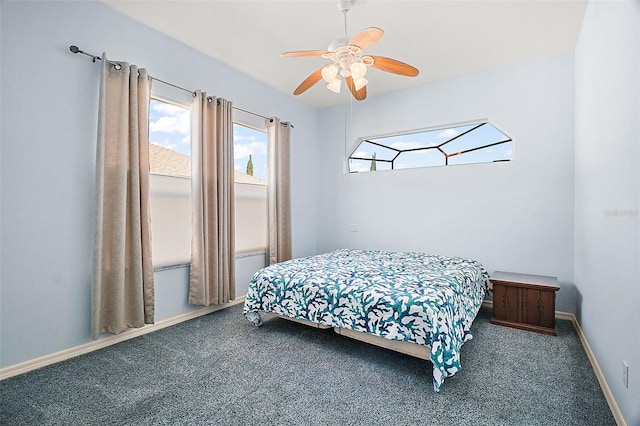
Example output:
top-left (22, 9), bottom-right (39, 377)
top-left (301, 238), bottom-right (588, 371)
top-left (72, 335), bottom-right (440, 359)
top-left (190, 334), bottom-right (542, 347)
top-left (622, 361), bottom-right (629, 388)
top-left (349, 224), bottom-right (358, 232)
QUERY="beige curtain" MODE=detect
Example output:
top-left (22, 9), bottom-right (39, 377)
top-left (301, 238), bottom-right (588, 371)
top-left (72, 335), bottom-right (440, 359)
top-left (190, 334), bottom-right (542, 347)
top-left (189, 92), bottom-right (236, 306)
top-left (92, 55), bottom-right (154, 339)
top-left (266, 118), bottom-right (292, 265)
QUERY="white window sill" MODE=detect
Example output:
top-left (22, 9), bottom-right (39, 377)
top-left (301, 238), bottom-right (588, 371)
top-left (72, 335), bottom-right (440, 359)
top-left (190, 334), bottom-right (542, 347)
top-left (153, 250), bottom-right (267, 272)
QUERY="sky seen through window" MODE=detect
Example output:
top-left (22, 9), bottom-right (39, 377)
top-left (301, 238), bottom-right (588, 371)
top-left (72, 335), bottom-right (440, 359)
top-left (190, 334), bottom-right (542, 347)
top-left (148, 99), bottom-right (267, 181)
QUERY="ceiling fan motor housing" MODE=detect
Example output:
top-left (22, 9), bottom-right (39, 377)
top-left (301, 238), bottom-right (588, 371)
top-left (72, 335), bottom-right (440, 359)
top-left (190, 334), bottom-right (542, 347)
top-left (327, 37), bottom-right (349, 53)
top-left (324, 38), bottom-right (365, 78)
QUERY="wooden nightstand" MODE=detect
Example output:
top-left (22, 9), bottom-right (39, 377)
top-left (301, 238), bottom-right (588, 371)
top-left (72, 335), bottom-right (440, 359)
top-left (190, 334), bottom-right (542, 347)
top-left (490, 271), bottom-right (560, 336)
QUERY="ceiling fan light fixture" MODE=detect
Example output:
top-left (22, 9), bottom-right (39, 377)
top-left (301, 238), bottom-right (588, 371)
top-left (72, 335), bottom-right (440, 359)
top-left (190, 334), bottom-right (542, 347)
top-left (321, 64), bottom-right (339, 83)
top-left (327, 78), bottom-right (342, 93)
top-left (349, 61), bottom-right (367, 79)
top-left (353, 76), bottom-right (368, 91)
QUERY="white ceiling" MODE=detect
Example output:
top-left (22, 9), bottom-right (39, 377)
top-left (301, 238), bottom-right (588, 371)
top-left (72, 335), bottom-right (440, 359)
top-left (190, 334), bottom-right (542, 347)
top-left (104, 0), bottom-right (587, 109)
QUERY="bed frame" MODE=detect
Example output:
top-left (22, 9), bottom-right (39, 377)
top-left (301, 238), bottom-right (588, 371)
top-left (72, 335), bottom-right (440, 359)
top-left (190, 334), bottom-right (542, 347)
top-left (279, 315), bottom-right (431, 360)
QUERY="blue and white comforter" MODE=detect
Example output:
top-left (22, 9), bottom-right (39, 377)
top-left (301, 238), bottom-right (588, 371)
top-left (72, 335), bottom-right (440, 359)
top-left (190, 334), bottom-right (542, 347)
top-left (243, 249), bottom-right (489, 391)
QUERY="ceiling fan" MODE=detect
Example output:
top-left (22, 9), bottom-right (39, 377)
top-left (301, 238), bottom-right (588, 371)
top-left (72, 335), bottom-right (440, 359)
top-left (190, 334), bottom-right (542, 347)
top-left (282, 0), bottom-right (419, 101)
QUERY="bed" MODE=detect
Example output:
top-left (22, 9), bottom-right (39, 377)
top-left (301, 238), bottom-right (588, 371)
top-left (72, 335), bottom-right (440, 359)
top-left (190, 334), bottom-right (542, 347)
top-left (243, 249), bottom-right (490, 391)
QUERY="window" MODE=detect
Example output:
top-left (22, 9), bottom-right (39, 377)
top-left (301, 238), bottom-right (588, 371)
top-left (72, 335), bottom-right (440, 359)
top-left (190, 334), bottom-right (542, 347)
top-left (149, 99), bottom-right (192, 175)
top-left (147, 93), bottom-right (269, 267)
top-left (233, 122), bottom-right (268, 254)
top-left (348, 121), bottom-right (512, 173)
top-left (148, 97), bottom-right (192, 268)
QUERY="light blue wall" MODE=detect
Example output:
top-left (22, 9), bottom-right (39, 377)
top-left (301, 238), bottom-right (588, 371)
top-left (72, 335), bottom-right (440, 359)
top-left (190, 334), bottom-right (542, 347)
top-left (574, 1), bottom-right (640, 424)
top-left (0, 1), bottom-right (317, 368)
top-left (316, 52), bottom-right (577, 313)
top-left (152, 254), bottom-right (264, 321)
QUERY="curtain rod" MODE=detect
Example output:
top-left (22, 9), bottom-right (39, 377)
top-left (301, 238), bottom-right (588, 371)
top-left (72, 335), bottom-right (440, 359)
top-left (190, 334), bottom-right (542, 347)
top-left (69, 45), bottom-right (291, 126)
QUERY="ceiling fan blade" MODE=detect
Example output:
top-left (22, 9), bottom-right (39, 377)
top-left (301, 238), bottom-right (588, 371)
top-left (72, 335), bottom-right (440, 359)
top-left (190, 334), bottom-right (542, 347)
top-left (349, 27), bottom-right (384, 51)
top-left (293, 67), bottom-right (324, 95)
top-left (369, 55), bottom-right (419, 77)
top-left (281, 50), bottom-right (329, 58)
top-left (356, 84), bottom-right (367, 101)
top-left (346, 76), bottom-right (367, 101)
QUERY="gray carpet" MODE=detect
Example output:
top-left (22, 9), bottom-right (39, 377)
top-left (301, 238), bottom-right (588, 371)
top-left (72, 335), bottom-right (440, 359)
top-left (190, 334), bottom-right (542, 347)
top-left (0, 305), bottom-right (615, 425)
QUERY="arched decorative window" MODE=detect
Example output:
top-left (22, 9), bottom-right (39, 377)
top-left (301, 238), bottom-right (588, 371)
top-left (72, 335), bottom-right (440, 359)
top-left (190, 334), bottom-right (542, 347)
top-left (349, 121), bottom-right (512, 173)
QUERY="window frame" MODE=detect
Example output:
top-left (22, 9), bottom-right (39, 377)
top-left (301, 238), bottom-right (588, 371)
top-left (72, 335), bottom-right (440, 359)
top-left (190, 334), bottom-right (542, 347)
top-left (348, 119), bottom-right (513, 173)
top-left (148, 91), bottom-right (193, 269)
top-left (232, 117), bottom-right (269, 255)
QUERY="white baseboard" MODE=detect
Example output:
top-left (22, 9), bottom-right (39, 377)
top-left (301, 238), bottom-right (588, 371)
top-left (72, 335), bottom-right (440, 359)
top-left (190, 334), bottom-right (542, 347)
top-left (562, 311), bottom-right (627, 426)
top-left (0, 297), bottom-right (245, 381)
top-left (482, 301), bottom-right (626, 426)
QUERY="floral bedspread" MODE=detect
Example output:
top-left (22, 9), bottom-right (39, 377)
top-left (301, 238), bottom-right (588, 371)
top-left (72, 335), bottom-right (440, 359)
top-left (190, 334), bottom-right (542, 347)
top-left (243, 249), bottom-right (489, 391)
